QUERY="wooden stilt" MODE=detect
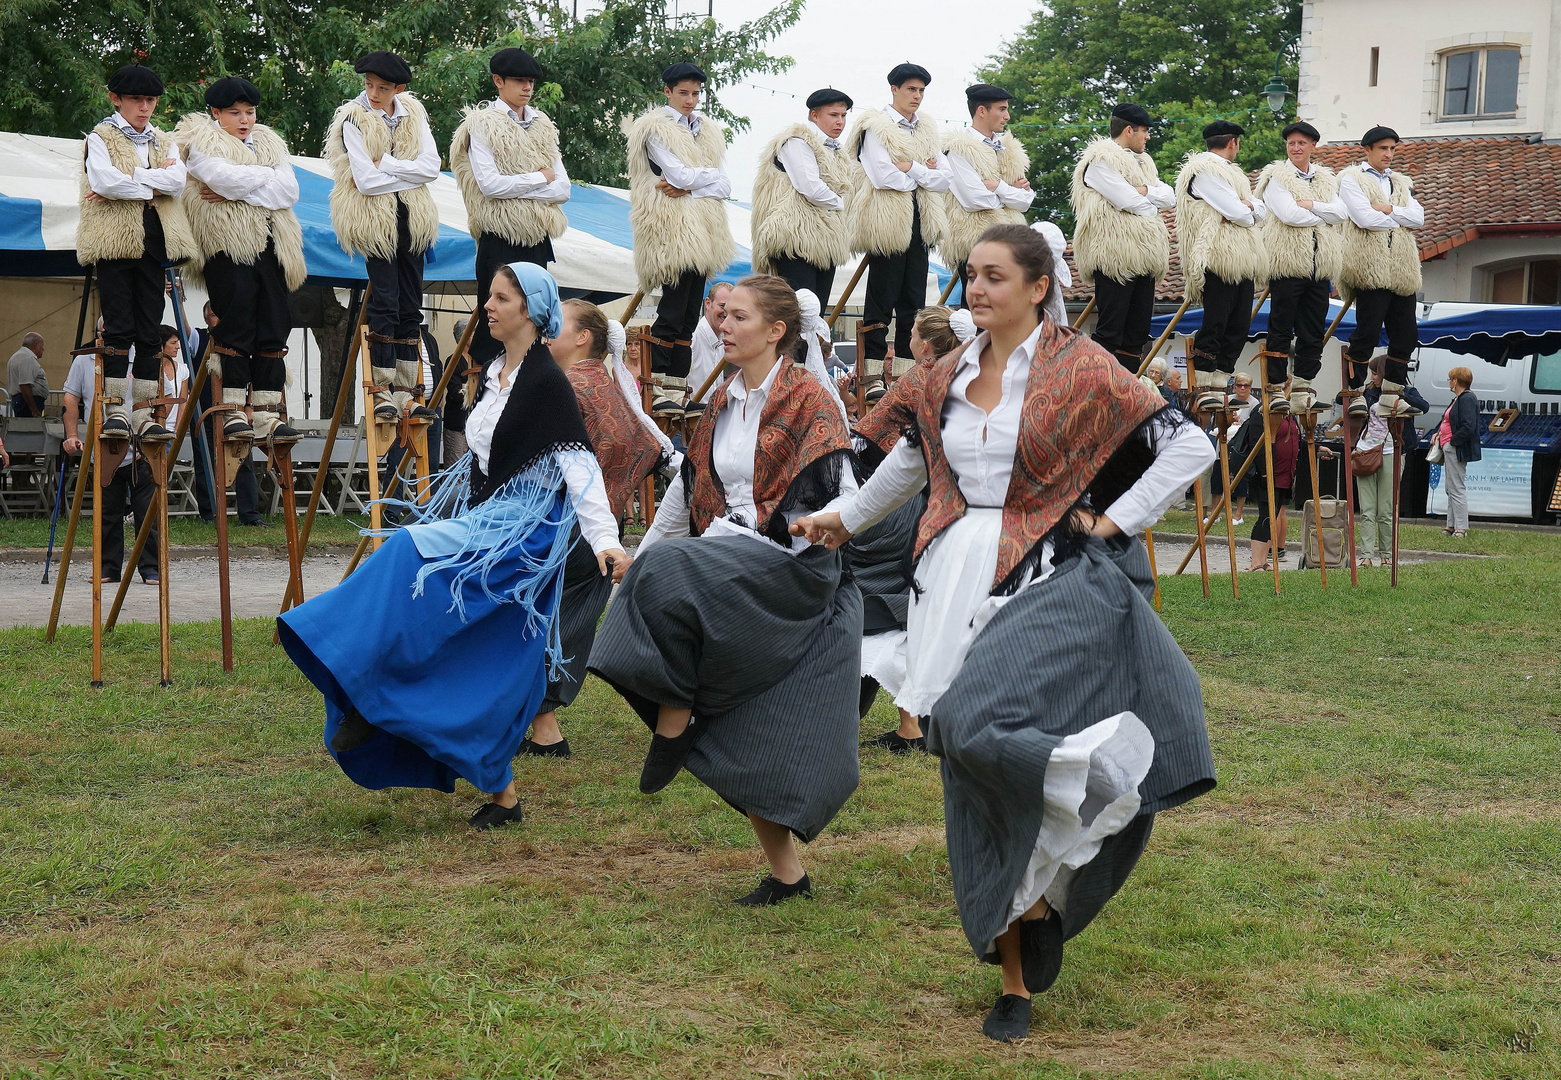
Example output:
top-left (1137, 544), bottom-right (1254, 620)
top-left (205, 369), bottom-right (238, 672)
top-left (1175, 436), bottom-right (1265, 576)
top-left (273, 442), bottom-right (306, 628)
top-left (1184, 347), bottom-right (1212, 596)
top-left (1215, 412), bottom-right (1240, 599)
top-left (148, 441), bottom-right (172, 686)
top-left (1250, 286), bottom-right (1271, 322)
top-left (827, 260), bottom-right (869, 329)
top-left (1339, 345), bottom-right (1360, 586)
top-left (1389, 416), bottom-right (1403, 587)
top-left (1258, 383), bottom-right (1281, 596)
top-left (91, 355), bottom-right (106, 686)
top-left (1139, 297), bottom-right (1191, 377)
top-left (1303, 413), bottom-right (1327, 588)
top-left (937, 274), bottom-right (958, 305)
top-left (1070, 297), bottom-right (1096, 331)
top-left (45, 374), bottom-right (100, 643)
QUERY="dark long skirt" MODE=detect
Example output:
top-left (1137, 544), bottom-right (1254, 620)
top-left (847, 492), bottom-right (924, 634)
top-left (928, 535), bottom-right (1216, 957)
top-left (587, 535), bottom-right (863, 841)
top-left (540, 525), bottom-right (615, 712)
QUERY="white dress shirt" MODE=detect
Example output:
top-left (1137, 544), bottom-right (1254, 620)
top-left (467, 101), bottom-right (572, 202)
top-left (840, 325), bottom-right (1215, 540)
top-left (340, 93), bottom-right (441, 197)
top-left (1339, 168), bottom-right (1425, 231)
top-left (686, 318), bottom-right (724, 403)
top-left (645, 106), bottom-right (731, 198)
top-left (1187, 154), bottom-right (1265, 227)
top-left (1262, 163), bottom-right (1345, 227)
top-left (859, 106), bottom-right (951, 194)
top-left (463, 355), bottom-right (620, 554)
top-left (947, 133), bottom-right (1035, 213)
top-left (1083, 146), bottom-right (1174, 217)
top-left (85, 112), bottom-right (187, 200)
top-left (185, 130), bottom-right (300, 211)
top-left (643, 356), bottom-right (859, 554)
top-left (775, 122), bottom-right (845, 210)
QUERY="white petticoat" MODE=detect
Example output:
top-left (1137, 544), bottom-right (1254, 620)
top-left (859, 630), bottom-right (907, 697)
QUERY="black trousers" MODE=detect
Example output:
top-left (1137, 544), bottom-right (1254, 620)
top-left (1347, 288), bottom-right (1417, 386)
top-left (97, 206), bottom-right (167, 380)
top-left (1192, 272), bottom-right (1255, 374)
top-left (649, 268), bottom-right (706, 376)
top-left (770, 255), bottom-right (836, 308)
top-left (863, 197), bottom-right (930, 363)
top-left (1091, 272), bottom-right (1158, 367)
top-left (1265, 275), bottom-right (1330, 384)
top-left (364, 201), bottom-right (426, 367)
top-left (471, 232), bottom-right (553, 367)
top-left (205, 241), bottom-right (291, 391)
top-left (99, 458), bottom-right (158, 580)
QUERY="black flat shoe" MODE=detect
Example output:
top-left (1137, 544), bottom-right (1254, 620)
top-left (519, 737), bottom-right (571, 759)
top-left (982, 993), bottom-right (1032, 1042)
top-left (733, 873), bottom-right (812, 906)
top-left (1019, 910), bottom-right (1065, 994)
top-left (330, 707), bottom-right (376, 753)
top-left (639, 723), bottom-right (697, 793)
top-left (864, 729), bottom-right (925, 755)
top-left (468, 801), bottom-right (523, 831)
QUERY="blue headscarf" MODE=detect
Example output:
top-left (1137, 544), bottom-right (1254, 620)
top-left (505, 261), bottom-right (563, 339)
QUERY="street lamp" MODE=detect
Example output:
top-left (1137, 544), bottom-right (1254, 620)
top-left (1263, 33), bottom-right (1302, 116)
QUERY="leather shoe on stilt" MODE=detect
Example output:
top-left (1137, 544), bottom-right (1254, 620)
top-left (1019, 909), bottom-right (1065, 994)
top-left (330, 707), bottom-right (376, 753)
top-left (733, 873), bottom-right (812, 906)
top-left (468, 801), bottom-right (524, 830)
top-left (639, 722), bottom-right (697, 793)
top-left (519, 737), bottom-right (571, 759)
top-left (982, 993), bottom-right (1032, 1042)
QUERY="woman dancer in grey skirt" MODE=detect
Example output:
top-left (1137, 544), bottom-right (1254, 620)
top-left (796, 224), bottom-right (1217, 1041)
top-left (588, 275), bottom-right (863, 906)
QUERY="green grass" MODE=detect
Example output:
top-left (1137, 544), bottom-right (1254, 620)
top-left (2, 528), bottom-right (1559, 1077)
top-left (0, 513), bottom-right (369, 552)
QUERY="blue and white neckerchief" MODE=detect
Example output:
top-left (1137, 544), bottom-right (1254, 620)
top-left (105, 115), bottom-right (156, 147)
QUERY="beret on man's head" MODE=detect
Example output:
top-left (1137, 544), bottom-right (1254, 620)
top-left (107, 64), bottom-right (164, 97)
top-left (1110, 102), bottom-right (1152, 127)
top-left (204, 76), bottom-right (261, 109)
top-left (662, 62), bottom-right (707, 87)
top-left (355, 51), bottom-right (413, 85)
top-left (965, 83), bottom-right (1011, 105)
top-left (489, 48), bottom-right (543, 80)
top-left (1361, 125), bottom-right (1399, 147)
top-left (888, 62), bottom-right (932, 86)
top-left (1202, 119), bottom-right (1246, 140)
top-left (1281, 120), bottom-right (1321, 142)
top-left (806, 87), bottom-right (853, 110)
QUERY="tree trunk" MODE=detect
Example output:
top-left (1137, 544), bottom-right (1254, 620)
top-left (312, 286), bottom-right (358, 426)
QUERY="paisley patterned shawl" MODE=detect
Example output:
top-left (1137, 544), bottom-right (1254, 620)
top-left (686, 360), bottom-right (853, 543)
top-left (855, 355), bottom-right (937, 453)
top-left (905, 320), bottom-right (1167, 589)
top-left (566, 358), bottom-right (665, 519)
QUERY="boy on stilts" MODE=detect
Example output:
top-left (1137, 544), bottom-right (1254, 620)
top-left (941, 84), bottom-right (1033, 303)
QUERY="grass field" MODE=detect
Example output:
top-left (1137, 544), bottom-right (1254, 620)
top-left (1, 522), bottom-right (1557, 1078)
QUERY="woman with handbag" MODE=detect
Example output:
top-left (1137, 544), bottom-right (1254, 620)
top-left (1351, 403), bottom-right (1392, 567)
top-left (1432, 366), bottom-right (1480, 538)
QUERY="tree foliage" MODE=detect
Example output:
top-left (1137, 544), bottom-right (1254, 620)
top-left (0, 0), bottom-right (802, 184)
top-left (981, 0), bottom-right (1303, 231)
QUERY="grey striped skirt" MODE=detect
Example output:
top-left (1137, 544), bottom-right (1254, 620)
top-left (846, 492), bottom-right (924, 635)
top-left (541, 525), bottom-right (616, 712)
top-left (587, 534), bottom-right (863, 841)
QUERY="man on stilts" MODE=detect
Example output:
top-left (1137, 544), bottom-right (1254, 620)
top-left (1175, 120), bottom-right (1267, 412)
top-left (1253, 120), bottom-right (1345, 415)
top-left (942, 84), bottom-right (1033, 304)
top-left (750, 87), bottom-right (854, 304)
top-left (327, 50), bottom-right (442, 425)
top-left (1339, 126), bottom-right (1424, 419)
top-left (176, 76), bottom-right (307, 446)
top-left (451, 46), bottom-right (572, 370)
top-left (1069, 102), bottom-right (1173, 370)
top-left (626, 62), bottom-right (736, 377)
top-left (845, 63), bottom-right (949, 404)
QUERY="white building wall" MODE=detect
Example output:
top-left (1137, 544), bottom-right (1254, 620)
top-left (1421, 237), bottom-right (1561, 302)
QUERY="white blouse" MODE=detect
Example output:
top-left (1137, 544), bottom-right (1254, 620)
top-left (839, 325), bottom-right (1215, 538)
top-left (642, 357), bottom-right (859, 554)
top-left (463, 355), bottom-right (620, 555)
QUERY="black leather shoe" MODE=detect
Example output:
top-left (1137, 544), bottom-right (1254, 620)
top-left (468, 801), bottom-right (523, 830)
top-left (405, 403), bottom-right (438, 422)
top-left (639, 722), bottom-right (697, 793)
top-left (864, 729), bottom-right (925, 755)
top-left (733, 873), bottom-right (812, 906)
top-left (1019, 910), bottom-right (1065, 994)
top-left (982, 993), bottom-right (1032, 1042)
top-left (330, 707), bottom-right (376, 753)
top-left (519, 737), bottom-right (571, 759)
top-left (374, 403), bottom-right (400, 423)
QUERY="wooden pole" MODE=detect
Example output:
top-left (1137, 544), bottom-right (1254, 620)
top-left (151, 443), bottom-right (172, 686)
top-left (209, 371), bottom-right (235, 672)
top-left (1320, 296), bottom-right (1355, 351)
top-left (1070, 297), bottom-right (1096, 331)
top-left (91, 356), bottom-right (105, 686)
top-left (1389, 417), bottom-right (1403, 587)
top-left (1259, 387), bottom-right (1281, 596)
top-left (1175, 436), bottom-right (1266, 576)
top-left (1216, 417), bottom-right (1240, 598)
top-left (1304, 414), bottom-right (1327, 587)
top-left (45, 385), bottom-right (100, 642)
top-left (827, 260), bottom-right (869, 329)
top-left (622, 290), bottom-right (645, 323)
top-left (1250, 286), bottom-right (1270, 322)
top-left (937, 273), bottom-right (958, 305)
top-left (1339, 345), bottom-right (1359, 586)
top-left (1139, 297), bottom-right (1191, 377)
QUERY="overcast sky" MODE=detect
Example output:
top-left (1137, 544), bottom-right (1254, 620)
top-left (705, 0), bottom-right (1038, 199)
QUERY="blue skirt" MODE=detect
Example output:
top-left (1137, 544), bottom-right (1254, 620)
top-left (277, 520), bottom-right (565, 795)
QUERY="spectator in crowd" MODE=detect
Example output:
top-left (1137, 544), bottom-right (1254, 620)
top-left (1229, 371), bottom-right (1256, 422)
top-left (443, 317), bottom-right (470, 465)
top-left (1434, 365), bottom-right (1480, 539)
top-left (1141, 356), bottom-right (1167, 395)
top-left (1234, 410), bottom-right (1300, 571)
top-left (1354, 356), bottom-right (1430, 563)
top-left (156, 324), bottom-right (188, 430)
top-left (7, 332), bottom-right (48, 417)
top-left (1161, 367), bottom-right (1186, 410)
top-left (62, 343), bottom-right (159, 583)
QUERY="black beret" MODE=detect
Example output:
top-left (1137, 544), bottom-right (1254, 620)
top-left (661, 62), bottom-right (707, 87)
top-left (806, 87), bottom-right (853, 110)
top-left (1202, 119), bottom-right (1246, 140)
top-left (1361, 125), bottom-right (1399, 147)
top-left (887, 63), bottom-right (932, 86)
top-left (489, 47), bottom-right (542, 80)
top-left (1281, 120), bottom-right (1321, 142)
top-left (107, 64), bottom-right (164, 97)
top-left (1110, 102), bottom-right (1152, 127)
top-left (965, 83), bottom-right (1011, 105)
top-left (354, 51), bottom-right (412, 85)
top-left (204, 76), bottom-right (261, 109)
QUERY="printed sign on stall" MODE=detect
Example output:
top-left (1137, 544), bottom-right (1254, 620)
top-left (1428, 447), bottom-right (1533, 518)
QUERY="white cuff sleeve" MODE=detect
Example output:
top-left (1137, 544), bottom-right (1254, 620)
top-left (838, 436), bottom-right (928, 535)
top-left (1101, 419), bottom-right (1216, 534)
top-left (559, 448), bottom-right (621, 555)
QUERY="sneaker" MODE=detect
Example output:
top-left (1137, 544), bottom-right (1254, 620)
top-left (863, 729), bottom-right (925, 754)
top-left (1232, 515), bottom-right (1244, 526)
top-left (733, 873), bottom-right (812, 906)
